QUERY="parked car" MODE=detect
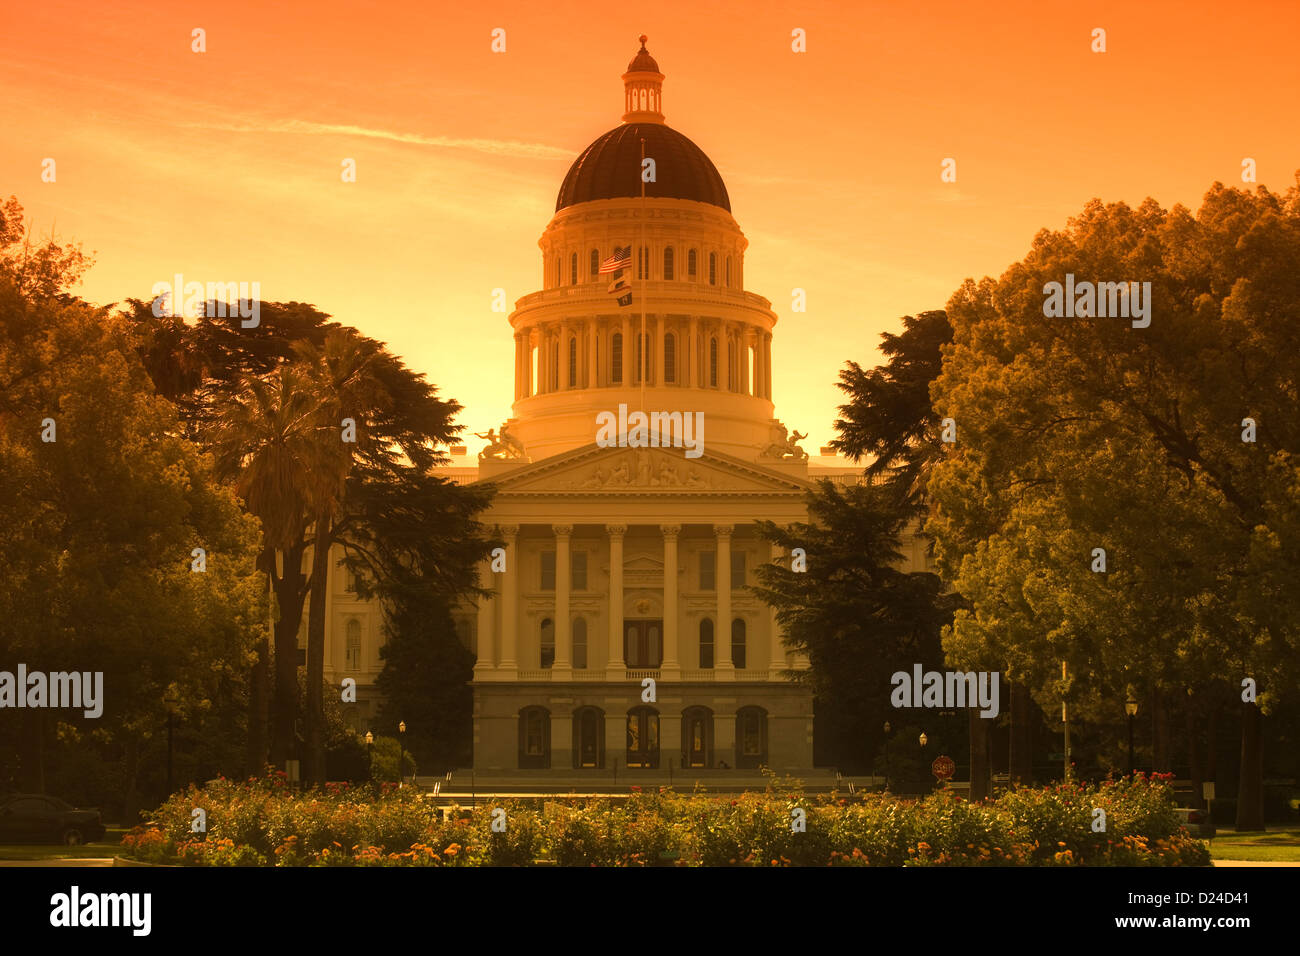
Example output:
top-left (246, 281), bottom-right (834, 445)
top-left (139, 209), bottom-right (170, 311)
top-left (1174, 805), bottom-right (1216, 838)
top-left (0, 794), bottom-right (106, 845)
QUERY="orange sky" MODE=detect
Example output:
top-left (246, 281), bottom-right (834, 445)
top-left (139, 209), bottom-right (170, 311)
top-left (3, 0), bottom-right (1298, 454)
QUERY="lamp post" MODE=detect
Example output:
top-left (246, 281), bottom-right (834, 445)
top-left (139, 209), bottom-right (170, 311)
top-left (919, 732), bottom-right (928, 748)
top-left (164, 690), bottom-right (180, 794)
top-left (882, 722), bottom-right (892, 791)
top-left (1125, 690), bottom-right (1139, 777)
top-left (398, 721), bottom-right (406, 787)
top-left (365, 731), bottom-right (373, 784)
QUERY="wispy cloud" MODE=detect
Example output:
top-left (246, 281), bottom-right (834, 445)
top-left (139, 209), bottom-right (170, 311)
top-left (180, 119), bottom-right (572, 160)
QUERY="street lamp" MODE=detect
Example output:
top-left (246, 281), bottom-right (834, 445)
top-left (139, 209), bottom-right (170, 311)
top-left (882, 722), bottom-right (893, 791)
top-left (164, 690), bottom-right (180, 794)
top-left (919, 732), bottom-right (928, 748)
top-left (398, 721), bottom-right (407, 787)
top-left (364, 731), bottom-right (374, 783)
top-left (1124, 689), bottom-right (1139, 777)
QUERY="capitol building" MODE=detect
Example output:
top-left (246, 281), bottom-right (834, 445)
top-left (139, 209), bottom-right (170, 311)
top-left (319, 39), bottom-right (925, 779)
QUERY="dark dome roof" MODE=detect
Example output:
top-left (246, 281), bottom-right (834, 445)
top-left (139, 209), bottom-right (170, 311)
top-left (555, 123), bottom-right (731, 212)
top-left (627, 35), bottom-right (659, 72)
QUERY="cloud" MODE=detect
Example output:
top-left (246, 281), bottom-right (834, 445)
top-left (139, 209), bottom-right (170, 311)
top-left (179, 119), bottom-right (572, 160)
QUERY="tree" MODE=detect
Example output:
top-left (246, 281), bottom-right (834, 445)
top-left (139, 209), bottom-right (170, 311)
top-left (927, 179), bottom-right (1300, 827)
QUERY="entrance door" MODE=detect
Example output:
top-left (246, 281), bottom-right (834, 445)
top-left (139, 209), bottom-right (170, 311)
top-left (626, 707), bottom-right (660, 769)
top-left (624, 620), bottom-right (662, 668)
top-left (577, 709), bottom-right (601, 768)
top-left (684, 710), bottom-right (709, 768)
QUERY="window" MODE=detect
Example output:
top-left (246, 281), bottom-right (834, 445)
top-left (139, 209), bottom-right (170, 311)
top-left (573, 706), bottom-right (604, 768)
top-left (664, 332), bottom-right (676, 383)
top-left (346, 619), bottom-right (361, 669)
top-left (663, 247), bottom-right (674, 280)
top-left (737, 706), bottom-right (767, 769)
top-left (698, 618), bottom-right (714, 668)
top-left (709, 337), bottom-right (718, 387)
top-left (341, 561), bottom-right (356, 593)
top-left (611, 333), bottom-right (623, 384)
top-left (572, 551), bottom-right (588, 590)
top-left (570, 253), bottom-right (578, 285)
top-left (519, 707), bottom-right (550, 768)
top-left (573, 617), bottom-right (588, 669)
top-left (699, 550), bottom-right (715, 590)
top-left (709, 252), bottom-right (716, 285)
top-left (540, 618), bottom-right (555, 668)
top-left (634, 332), bottom-right (649, 383)
top-left (731, 618), bottom-right (747, 670)
top-left (540, 551), bottom-right (556, 590)
top-left (731, 550), bottom-right (746, 589)
top-left (688, 249), bottom-right (697, 278)
top-left (638, 246), bottom-right (649, 279)
top-left (624, 621), bottom-right (661, 668)
top-left (626, 706), bottom-right (660, 769)
top-left (590, 249), bottom-right (599, 276)
top-left (568, 336), bottom-right (577, 388)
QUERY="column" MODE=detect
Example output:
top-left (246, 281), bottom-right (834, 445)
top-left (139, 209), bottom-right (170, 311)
top-left (553, 710), bottom-right (573, 770)
top-left (621, 316), bottom-right (632, 384)
top-left (587, 320), bottom-right (598, 389)
top-left (513, 334), bottom-right (521, 400)
top-left (661, 524), bottom-right (680, 677)
top-left (715, 524), bottom-right (734, 679)
top-left (653, 314), bottom-right (661, 385)
top-left (715, 712), bottom-right (736, 768)
top-left (763, 333), bottom-right (773, 399)
top-left (500, 525), bottom-right (519, 673)
top-left (741, 330), bottom-right (751, 395)
top-left (474, 556), bottom-right (497, 678)
top-left (720, 322), bottom-right (731, 392)
top-left (769, 541), bottom-right (786, 675)
top-left (554, 524), bottom-right (572, 676)
top-left (525, 331), bottom-right (534, 397)
top-left (605, 524), bottom-right (626, 679)
top-left (560, 321), bottom-right (571, 390)
top-left (688, 317), bottom-right (698, 387)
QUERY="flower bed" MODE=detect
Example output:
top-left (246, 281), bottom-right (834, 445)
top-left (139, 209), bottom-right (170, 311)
top-left (119, 772), bottom-right (1209, 867)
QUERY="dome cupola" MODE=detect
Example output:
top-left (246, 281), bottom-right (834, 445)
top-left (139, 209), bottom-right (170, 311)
top-left (622, 35), bottom-right (664, 123)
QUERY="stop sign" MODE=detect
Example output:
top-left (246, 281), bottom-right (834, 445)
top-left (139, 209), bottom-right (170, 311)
top-left (931, 755), bottom-right (955, 781)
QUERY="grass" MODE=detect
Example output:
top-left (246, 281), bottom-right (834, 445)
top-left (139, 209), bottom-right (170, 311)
top-left (1208, 828), bottom-right (1300, 863)
top-left (0, 827), bottom-right (127, 861)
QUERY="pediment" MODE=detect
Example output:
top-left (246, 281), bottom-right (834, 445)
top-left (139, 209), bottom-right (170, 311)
top-left (484, 443), bottom-right (810, 497)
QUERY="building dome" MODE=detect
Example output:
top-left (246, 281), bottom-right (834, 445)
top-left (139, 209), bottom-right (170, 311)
top-left (555, 123), bottom-right (731, 212)
top-left (627, 34), bottom-right (659, 73)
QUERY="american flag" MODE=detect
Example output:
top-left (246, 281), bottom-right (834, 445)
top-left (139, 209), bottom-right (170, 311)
top-left (599, 246), bottom-right (631, 274)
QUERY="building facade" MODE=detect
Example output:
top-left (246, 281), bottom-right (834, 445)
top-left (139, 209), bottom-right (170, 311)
top-left (320, 39), bottom-right (906, 775)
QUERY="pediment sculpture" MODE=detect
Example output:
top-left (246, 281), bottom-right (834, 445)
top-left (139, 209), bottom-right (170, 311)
top-left (475, 422), bottom-right (526, 460)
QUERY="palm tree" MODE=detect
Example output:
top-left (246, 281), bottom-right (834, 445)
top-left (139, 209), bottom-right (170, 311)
top-left (210, 363), bottom-right (336, 772)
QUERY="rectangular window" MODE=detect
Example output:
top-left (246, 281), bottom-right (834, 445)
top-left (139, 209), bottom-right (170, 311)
top-left (700, 628), bottom-right (714, 668)
top-left (731, 550), bottom-right (746, 589)
top-left (572, 551), bottom-right (588, 590)
top-left (540, 551), bottom-right (556, 590)
top-left (699, 551), bottom-right (715, 590)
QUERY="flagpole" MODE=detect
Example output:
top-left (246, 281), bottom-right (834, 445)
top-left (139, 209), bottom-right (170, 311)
top-left (639, 136), bottom-right (646, 414)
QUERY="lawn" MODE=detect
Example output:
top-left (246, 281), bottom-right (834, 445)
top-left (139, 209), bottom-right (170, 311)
top-left (1208, 829), bottom-right (1300, 863)
top-left (0, 827), bottom-right (128, 861)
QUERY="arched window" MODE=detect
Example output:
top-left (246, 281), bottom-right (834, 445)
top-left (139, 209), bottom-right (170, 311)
top-left (682, 706), bottom-right (713, 768)
top-left (731, 618), bottom-right (747, 670)
top-left (573, 706), bottom-right (604, 768)
top-left (708, 252), bottom-right (716, 285)
top-left (570, 252), bottom-right (578, 285)
top-left (590, 248), bottom-right (599, 277)
top-left (346, 619), bottom-right (361, 669)
top-left (664, 332), bottom-right (676, 383)
top-left (709, 337), bottom-right (718, 387)
top-left (663, 247), bottom-right (674, 280)
top-left (540, 618), bottom-right (555, 668)
top-left (611, 333), bottom-right (623, 384)
top-left (626, 706), bottom-right (660, 769)
top-left (568, 336), bottom-right (577, 388)
top-left (726, 256), bottom-right (732, 287)
top-left (698, 618), bottom-right (714, 669)
top-left (519, 706), bottom-right (550, 769)
top-left (572, 617), bottom-right (588, 669)
top-left (687, 249), bottom-right (697, 278)
top-left (736, 706), bottom-right (767, 769)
